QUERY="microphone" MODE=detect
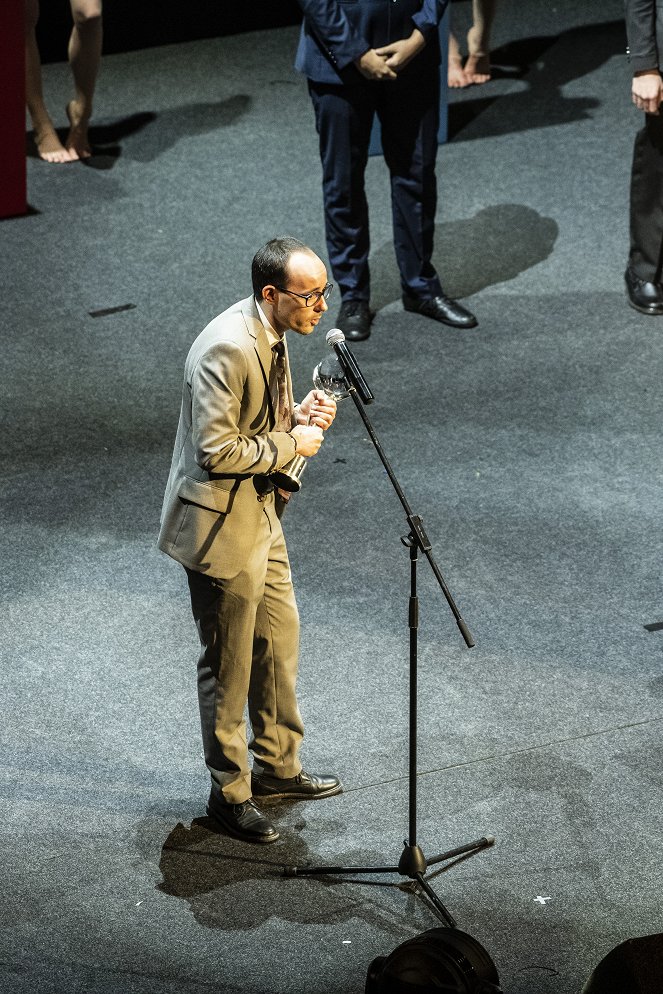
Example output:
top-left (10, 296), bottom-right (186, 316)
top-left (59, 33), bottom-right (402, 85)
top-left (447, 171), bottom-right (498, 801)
top-left (325, 328), bottom-right (374, 405)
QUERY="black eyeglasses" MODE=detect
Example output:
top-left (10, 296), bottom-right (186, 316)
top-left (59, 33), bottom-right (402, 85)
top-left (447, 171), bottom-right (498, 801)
top-left (275, 283), bottom-right (334, 307)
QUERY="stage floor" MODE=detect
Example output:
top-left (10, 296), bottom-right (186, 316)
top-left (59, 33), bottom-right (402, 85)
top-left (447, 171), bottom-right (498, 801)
top-left (3, 1), bottom-right (662, 991)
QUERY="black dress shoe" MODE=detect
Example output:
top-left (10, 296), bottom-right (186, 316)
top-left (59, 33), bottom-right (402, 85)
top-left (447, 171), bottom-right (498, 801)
top-left (337, 300), bottom-right (373, 341)
top-left (403, 292), bottom-right (478, 329)
top-left (624, 267), bottom-right (663, 315)
top-left (251, 769), bottom-right (343, 801)
top-left (206, 794), bottom-right (280, 843)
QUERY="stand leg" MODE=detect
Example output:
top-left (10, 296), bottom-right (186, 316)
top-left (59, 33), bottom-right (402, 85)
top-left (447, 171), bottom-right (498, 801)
top-left (284, 862), bottom-right (401, 877)
top-left (427, 835), bottom-right (495, 869)
top-left (414, 872), bottom-right (456, 927)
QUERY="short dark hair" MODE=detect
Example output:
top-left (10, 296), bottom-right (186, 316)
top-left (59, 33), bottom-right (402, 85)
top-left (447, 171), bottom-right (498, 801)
top-left (251, 237), bottom-right (312, 299)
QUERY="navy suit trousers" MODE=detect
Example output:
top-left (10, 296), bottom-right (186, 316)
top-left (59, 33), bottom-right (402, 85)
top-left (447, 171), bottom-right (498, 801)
top-left (629, 111), bottom-right (663, 282)
top-left (308, 67), bottom-right (444, 302)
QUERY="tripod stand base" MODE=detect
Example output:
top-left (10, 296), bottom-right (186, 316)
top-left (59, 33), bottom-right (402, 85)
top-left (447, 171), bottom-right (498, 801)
top-left (398, 843), bottom-right (427, 876)
top-left (283, 835), bottom-right (495, 926)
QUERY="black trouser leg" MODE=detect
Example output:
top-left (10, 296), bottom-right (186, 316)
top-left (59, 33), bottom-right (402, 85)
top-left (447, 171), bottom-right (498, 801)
top-left (629, 112), bottom-right (663, 282)
top-left (308, 80), bottom-right (375, 301)
top-left (378, 67), bottom-right (443, 299)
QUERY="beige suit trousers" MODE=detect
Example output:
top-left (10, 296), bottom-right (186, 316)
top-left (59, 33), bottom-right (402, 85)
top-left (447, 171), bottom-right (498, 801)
top-left (185, 492), bottom-right (303, 804)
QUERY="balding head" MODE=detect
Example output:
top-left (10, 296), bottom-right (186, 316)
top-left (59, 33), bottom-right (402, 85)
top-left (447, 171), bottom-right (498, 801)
top-left (251, 237), bottom-right (317, 300)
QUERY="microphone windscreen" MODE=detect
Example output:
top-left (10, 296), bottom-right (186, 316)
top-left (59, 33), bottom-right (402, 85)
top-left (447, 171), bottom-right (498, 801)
top-left (326, 328), bottom-right (346, 346)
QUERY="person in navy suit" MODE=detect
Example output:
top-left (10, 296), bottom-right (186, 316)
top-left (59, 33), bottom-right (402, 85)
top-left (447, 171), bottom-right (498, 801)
top-left (624, 0), bottom-right (663, 314)
top-left (295, 0), bottom-right (478, 340)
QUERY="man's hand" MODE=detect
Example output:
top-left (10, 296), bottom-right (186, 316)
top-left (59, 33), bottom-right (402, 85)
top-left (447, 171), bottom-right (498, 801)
top-left (375, 29), bottom-right (426, 73)
top-left (291, 424), bottom-right (324, 456)
top-left (297, 389), bottom-right (337, 430)
top-left (355, 49), bottom-right (398, 81)
top-left (632, 70), bottom-right (663, 115)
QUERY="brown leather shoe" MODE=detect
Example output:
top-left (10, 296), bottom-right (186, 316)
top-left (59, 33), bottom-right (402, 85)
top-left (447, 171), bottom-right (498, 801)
top-left (206, 794), bottom-right (280, 843)
top-left (251, 769), bottom-right (343, 801)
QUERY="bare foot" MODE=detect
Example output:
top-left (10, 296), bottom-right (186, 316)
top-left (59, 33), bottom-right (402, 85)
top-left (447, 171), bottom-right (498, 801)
top-left (448, 30), bottom-right (470, 88)
top-left (448, 58), bottom-right (470, 88)
top-left (466, 25), bottom-right (491, 85)
top-left (65, 100), bottom-right (92, 159)
top-left (464, 52), bottom-right (491, 84)
top-left (33, 123), bottom-right (74, 163)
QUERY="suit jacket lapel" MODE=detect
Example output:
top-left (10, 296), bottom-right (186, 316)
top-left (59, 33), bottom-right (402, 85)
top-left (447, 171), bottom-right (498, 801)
top-left (240, 295), bottom-right (278, 427)
top-left (240, 295), bottom-right (297, 430)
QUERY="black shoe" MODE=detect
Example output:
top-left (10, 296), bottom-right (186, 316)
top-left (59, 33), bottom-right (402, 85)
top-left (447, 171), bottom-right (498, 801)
top-left (402, 292), bottom-right (478, 329)
top-left (251, 769), bottom-right (343, 801)
top-left (337, 300), bottom-right (373, 341)
top-left (206, 794), bottom-right (280, 843)
top-left (624, 267), bottom-right (663, 315)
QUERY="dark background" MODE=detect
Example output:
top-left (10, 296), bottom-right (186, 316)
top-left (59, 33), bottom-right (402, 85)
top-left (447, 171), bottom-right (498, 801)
top-left (37, 0), bottom-right (302, 63)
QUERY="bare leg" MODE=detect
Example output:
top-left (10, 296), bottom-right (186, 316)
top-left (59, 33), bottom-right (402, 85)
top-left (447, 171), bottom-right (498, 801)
top-left (465, 0), bottom-right (497, 84)
top-left (65, 0), bottom-right (103, 159)
top-left (448, 30), bottom-right (469, 88)
top-left (25, 0), bottom-right (73, 162)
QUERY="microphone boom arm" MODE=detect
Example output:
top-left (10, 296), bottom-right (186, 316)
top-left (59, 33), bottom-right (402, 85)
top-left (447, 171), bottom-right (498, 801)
top-left (344, 381), bottom-right (475, 648)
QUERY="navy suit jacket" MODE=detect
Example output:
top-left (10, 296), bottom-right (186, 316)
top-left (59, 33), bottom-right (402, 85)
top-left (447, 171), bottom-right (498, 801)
top-left (625, 0), bottom-right (662, 74)
top-left (295, 0), bottom-right (448, 84)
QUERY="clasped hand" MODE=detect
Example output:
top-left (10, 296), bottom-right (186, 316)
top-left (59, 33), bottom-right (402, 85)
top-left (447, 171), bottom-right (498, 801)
top-left (355, 29), bottom-right (426, 81)
top-left (298, 389), bottom-right (336, 430)
top-left (290, 390), bottom-right (337, 456)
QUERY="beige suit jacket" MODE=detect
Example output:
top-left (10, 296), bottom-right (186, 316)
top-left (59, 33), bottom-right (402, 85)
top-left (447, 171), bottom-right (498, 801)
top-left (158, 295), bottom-right (298, 578)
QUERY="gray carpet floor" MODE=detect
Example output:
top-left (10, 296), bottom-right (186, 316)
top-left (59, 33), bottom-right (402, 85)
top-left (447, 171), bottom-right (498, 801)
top-left (3, 1), bottom-right (663, 991)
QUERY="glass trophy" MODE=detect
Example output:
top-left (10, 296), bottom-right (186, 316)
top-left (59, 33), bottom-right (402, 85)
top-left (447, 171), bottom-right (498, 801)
top-left (271, 355), bottom-right (349, 492)
top-left (313, 354), bottom-right (351, 400)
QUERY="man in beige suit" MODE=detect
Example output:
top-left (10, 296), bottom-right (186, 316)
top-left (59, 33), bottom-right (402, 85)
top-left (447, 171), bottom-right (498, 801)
top-left (159, 237), bottom-right (342, 844)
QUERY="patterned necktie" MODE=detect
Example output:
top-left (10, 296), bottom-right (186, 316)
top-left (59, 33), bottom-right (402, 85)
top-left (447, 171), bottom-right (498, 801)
top-left (272, 340), bottom-right (291, 432)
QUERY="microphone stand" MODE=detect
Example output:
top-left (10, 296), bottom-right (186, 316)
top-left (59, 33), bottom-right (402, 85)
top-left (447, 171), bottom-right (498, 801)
top-left (284, 382), bottom-right (494, 926)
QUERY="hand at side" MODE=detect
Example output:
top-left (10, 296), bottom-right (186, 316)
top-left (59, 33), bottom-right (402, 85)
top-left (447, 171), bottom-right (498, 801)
top-left (632, 70), bottom-right (663, 115)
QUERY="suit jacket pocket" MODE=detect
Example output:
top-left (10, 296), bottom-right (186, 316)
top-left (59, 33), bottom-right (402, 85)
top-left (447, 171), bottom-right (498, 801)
top-left (177, 476), bottom-right (233, 514)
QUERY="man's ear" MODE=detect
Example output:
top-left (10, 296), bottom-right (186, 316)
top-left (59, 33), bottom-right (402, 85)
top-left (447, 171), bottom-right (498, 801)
top-left (262, 285), bottom-right (277, 305)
